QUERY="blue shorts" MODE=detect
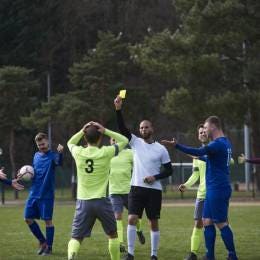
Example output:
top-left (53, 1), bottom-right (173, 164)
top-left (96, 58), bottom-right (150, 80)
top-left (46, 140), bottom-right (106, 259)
top-left (203, 189), bottom-right (231, 223)
top-left (109, 194), bottom-right (128, 214)
top-left (24, 198), bottom-right (54, 220)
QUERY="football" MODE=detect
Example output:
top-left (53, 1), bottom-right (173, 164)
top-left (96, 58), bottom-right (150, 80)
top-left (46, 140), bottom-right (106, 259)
top-left (18, 165), bottom-right (34, 181)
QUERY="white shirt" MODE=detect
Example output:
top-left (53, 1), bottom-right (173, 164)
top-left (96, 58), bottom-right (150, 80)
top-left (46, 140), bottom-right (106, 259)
top-left (129, 134), bottom-right (171, 190)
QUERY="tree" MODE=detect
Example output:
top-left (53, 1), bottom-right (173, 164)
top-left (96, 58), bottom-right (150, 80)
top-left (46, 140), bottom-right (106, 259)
top-left (23, 32), bottom-right (130, 131)
top-left (131, 0), bottom-right (260, 188)
top-left (0, 66), bottom-right (39, 197)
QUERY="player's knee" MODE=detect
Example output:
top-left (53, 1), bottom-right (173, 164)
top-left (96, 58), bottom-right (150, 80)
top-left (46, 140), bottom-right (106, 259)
top-left (151, 226), bottom-right (159, 232)
top-left (203, 218), bottom-right (213, 226)
top-left (128, 215), bottom-right (138, 225)
top-left (25, 218), bottom-right (34, 225)
top-left (149, 219), bottom-right (159, 231)
top-left (107, 231), bottom-right (118, 239)
top-left (216, 222), bottom-right (228, 229)
top-left (45, 220), bottom-right (53, 227)
top-left (71, 237), bottom-right (83, 243)
top-left (195, 219), bottom-right (203, 228)
top-left (115, 213), bottom-right (123, 220)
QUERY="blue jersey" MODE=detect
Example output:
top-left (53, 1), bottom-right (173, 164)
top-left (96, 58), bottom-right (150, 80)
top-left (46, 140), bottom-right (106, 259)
top-left (176, 137), bottom-right (232, 191)
top-left (29, 150), bottom-right (63, 199)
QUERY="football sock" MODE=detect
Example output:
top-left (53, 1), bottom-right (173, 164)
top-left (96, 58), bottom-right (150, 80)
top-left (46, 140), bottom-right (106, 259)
top-left (46, 226), bottom-right (55, 249)
top-left (127, 224), bottom-right (136, 255)
top-left (204, 225), bottom-right (216, 259)
top-left (191, 227), bottom-right (203, 255)
top-left (68, 238), bottom-right (80, 259)
top-left (136, 219), bottom-right (142, 232)
top-left (151, 230), bottom-right (160, 257)
top-left (108, 237), bottom-right (120, 260)
top-left (116, 220), bottom-right (124, 243)
top-left (29, 221), bottom-right (46, 244)
top-left (220, 225), bottom-right (237, 259)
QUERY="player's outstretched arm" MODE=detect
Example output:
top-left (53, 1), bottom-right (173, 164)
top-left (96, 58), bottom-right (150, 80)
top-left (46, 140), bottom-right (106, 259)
top-left (0, 168), bottom-right (23, 189)
top-left (238, 153), bottom-right (260, 164)
top-left (114, 96), bottom-right (132, 141)
top-left (0, 168), bottom-right (12, 185)
top-left (162, 138), bottom-right (208, 157)
top-left (176, 143), bottom-right (208, 157)
top-left (247, 158), bottom-right (260, 164)
top-left (0, 177), bottom-right (12, 186)
top-left (161, 138), bottom-right (177, 147)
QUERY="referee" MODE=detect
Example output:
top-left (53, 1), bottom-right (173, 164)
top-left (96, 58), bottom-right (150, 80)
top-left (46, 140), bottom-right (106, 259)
top-left (114, 96), bottom-right (173, 260)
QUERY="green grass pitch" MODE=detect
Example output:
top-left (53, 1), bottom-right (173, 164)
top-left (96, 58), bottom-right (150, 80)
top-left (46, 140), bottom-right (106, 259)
top-left (0, 203), bottom-right (259, 259)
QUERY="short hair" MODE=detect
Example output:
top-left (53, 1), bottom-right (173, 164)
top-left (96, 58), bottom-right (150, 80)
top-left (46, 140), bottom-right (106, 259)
top-left (84, 125), bottom-right (101, 144)
top-left (197, 123), bottom-right (204, 131)
top-left (205, 116), bottom-right (222, 129)
top-left (35, 132), bottom-right (48, 142)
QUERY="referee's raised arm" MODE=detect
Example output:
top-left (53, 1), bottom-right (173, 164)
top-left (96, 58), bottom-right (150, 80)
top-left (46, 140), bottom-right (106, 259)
top-left (114, 96), bottom-right (132, 141)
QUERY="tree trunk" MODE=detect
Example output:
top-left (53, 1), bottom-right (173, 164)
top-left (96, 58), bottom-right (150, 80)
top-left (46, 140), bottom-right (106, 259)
top-left (9, 128), bottom-right (18, 199)
top-left (99, 81), bottom-right (106, 124)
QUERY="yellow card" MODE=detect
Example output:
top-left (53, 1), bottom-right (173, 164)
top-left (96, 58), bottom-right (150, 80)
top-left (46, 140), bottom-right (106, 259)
top-left (119, 89), bottom-right (126, 99)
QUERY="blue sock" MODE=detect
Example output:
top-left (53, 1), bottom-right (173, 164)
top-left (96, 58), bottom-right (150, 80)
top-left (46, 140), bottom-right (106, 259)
top-left (220, 225), bottom-right (237, 259)
top-left (204, 225), bottom-right (216, 259)
top-left (46, 226), bottom-right (55, 249)
top-left (29, 221), bottom-right (46, 244)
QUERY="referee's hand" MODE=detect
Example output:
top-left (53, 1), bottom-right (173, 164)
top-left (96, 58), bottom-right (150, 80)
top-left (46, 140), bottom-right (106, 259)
top-left (114, 96), bottom-right (122, 110)
top-left (143, 176), bottom-right (155, 184)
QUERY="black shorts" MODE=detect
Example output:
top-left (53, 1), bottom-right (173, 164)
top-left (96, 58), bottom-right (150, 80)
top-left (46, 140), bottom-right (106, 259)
top-left (128, 186), bottom-right (162, 220)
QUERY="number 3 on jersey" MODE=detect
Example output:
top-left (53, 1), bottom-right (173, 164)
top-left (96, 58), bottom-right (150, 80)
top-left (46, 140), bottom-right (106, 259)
top-left (85, 159), bottom-right (94, 173)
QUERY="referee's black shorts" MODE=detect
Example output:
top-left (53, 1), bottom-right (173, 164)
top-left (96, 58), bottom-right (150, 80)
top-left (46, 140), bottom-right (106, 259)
top-left (128, 186), bottom-right (162, 220)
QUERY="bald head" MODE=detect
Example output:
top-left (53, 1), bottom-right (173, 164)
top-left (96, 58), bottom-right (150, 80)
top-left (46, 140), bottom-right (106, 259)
top-left (139, 120), bottom-right (153, 140)
top-left (140, 120), bottom-right (153, 127)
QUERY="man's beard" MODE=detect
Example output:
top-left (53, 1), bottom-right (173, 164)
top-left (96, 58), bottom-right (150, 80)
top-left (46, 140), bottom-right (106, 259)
top-left (141, 132), bottom-right (152, 139)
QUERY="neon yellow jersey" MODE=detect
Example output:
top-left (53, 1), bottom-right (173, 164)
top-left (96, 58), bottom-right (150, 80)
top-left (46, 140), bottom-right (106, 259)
top-left (184, 158), bottom-right (206, 199)
top-left (109, 149), bottom-right (133, 195)
top-left (67, 129), bottom-right (128, 200)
